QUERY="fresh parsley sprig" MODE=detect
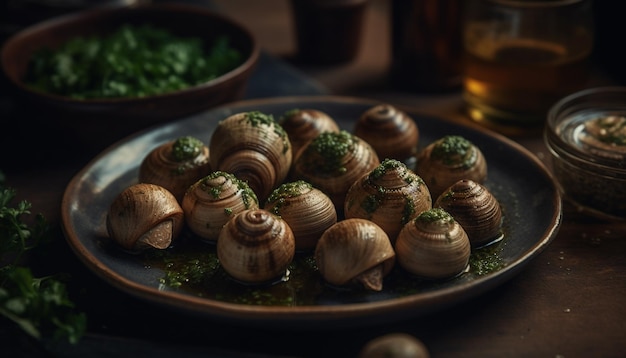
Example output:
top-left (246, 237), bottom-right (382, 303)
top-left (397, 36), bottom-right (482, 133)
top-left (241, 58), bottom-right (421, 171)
top-left (0, 172), bottom-right (86, 344)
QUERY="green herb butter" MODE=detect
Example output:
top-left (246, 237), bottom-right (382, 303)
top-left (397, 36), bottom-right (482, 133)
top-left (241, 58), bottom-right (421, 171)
top-left (431, 135), bottom-right (475, 168)
top-left (304, 130), bottom-right (356, 174)
top-left (199, 171), bottom-right (258, 208)
top-left (171, 136), bottom-right (204, 162)
top-left (266, 180), bottom-right (312, 215)
top-left (242, 111), bottom-right (291, 154)
top-left (370, 158), bottom-right (403, 180)
top-left (415, 208), bottom-right (453, 224)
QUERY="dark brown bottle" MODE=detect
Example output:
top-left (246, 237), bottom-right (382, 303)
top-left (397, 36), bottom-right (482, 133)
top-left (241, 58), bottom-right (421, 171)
top-left (390, 0), bottom-right (463, 92)
top-left (290, 0), bottom-right (368, 65)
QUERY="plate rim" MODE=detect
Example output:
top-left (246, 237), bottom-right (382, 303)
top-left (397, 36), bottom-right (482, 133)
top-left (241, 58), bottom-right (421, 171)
top-left (60, 95), bottom-right (563, 327)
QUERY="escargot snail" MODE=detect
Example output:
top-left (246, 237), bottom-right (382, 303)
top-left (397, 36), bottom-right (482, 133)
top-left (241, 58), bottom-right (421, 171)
top-left (265, 180), bottom-right (337, 251)
top-left (314, 218), bottom-right (395, 291)
top-left (344, 158), bottom-right (432, 243)
top-left (435, 179), bottom-right (503, 248)
top-left (278, 108), bottom-right (340, 161)
top-left (415, 135), bottom-right (487, 200)
top-left (354, 104), bottom-right (419, 163)
top-left (292, 130), bottom-right (380, 212)
top-left (209, 111), bottom-right (293, 202)
top-left (359, 333), bottom-right (430, 358)
top-left (217, 208), bottom-right (296, 285)
top-left (138, 135), bottom-right (211, 203)
top-left (106, 183), bottom-right (184, 252)
top-left (182, 171), bottom-right (259, 242)
top-left (395, 208), bottom-right (471, 280)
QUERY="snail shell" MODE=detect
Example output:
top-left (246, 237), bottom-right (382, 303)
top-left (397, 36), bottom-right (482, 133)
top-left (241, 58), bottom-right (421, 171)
top-left (138, 136), bottom-right (211, 203)
top-left (106, 183), bottom-right (184, 252)
top-left (182, 171), bottom-right (259, 242)
top-left (264, 180), bottom-right (337, 252)
top-left (344, 159), bottom-right (432, 244)
top-left (209, 111), bottom-right (292, 202)
top-left (355, 104), bottom-right (419, 162)
top-left (217, 208), bottom-right (296, 284)
top-left (292, 130), bottom-right (380, 212)
top-left (359, 333), bottom-right (431, 358)
top-left (314, 218), bottom-right (395, 291)
top-left (278, 108), bottom-right (340, 161)
top-left (415, 135), bottom-right (487, 199)
top-left (435, 179), bottom-right (503, 248)
top-left (395, 208), bottom-right (471, 280)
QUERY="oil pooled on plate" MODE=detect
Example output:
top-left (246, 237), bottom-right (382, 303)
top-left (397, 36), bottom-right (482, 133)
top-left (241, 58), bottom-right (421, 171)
top-left (141, 228), bottom-right (506, 306)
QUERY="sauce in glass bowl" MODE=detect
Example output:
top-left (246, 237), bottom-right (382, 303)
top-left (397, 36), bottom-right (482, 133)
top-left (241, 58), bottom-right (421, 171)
top-left (545, 87), bottom-right (626, 221)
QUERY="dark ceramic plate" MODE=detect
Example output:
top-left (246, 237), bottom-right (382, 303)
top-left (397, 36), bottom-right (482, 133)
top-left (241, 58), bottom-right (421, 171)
top-left (61, 96), bottom-right (562, 328)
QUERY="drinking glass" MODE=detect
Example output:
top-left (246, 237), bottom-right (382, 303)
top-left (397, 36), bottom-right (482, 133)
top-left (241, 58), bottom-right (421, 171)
top-left (462, 0), bottom-right (594, 135)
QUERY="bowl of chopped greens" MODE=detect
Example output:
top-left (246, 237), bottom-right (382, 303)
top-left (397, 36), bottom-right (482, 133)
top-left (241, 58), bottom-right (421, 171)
top-left (1, 3), bottom-right (259, 145)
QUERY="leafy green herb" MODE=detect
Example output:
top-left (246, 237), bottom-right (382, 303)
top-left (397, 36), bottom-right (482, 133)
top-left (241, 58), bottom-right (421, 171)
top-left (0, 172), bottom-right (86, 344)
top-left (25, 24), bottom-right (242, 99)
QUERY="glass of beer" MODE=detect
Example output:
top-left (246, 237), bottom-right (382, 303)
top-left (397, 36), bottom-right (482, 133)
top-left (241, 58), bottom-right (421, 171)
top-left (462, 0), bottom-right (594, 135)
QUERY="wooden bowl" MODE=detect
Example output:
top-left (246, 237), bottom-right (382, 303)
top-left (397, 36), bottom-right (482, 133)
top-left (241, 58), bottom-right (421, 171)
top-left (1, 3), bottom-right (259, 145)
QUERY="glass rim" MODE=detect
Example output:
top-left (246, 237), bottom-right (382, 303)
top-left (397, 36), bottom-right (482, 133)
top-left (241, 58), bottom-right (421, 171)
top-left (545, 86), bottom-right (626, 172)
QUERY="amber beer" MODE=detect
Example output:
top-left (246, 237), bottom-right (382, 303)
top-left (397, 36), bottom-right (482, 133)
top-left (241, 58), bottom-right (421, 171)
top-left (462, 0), bottom-right (594, 133)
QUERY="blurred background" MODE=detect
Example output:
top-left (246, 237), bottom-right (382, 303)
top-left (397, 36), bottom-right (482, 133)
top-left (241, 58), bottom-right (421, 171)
top-left (1, 0), bottom-right (623, 86)
top-left (1, 2), bottom-right (625, 357)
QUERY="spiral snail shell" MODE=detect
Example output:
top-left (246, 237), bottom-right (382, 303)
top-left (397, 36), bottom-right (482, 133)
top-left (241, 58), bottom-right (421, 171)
top-left (359, 333), bottom-right (431, 358)
top-left (106, 183), bottom-right (184, 252)
top-left (354, 104), bottom-right (419, 162)
top-left (395, 208), bottom-right (471, 280)
top-left (435, 179), bottom-right (503, 248)
top-left (415, 135), bottom-right (487, 199)
top-left (264, 180), bottom-right (337, 251)
top-left (292, 130), bottom-right (380, 212)
top-left (138, 136), bottom-right (211, 203)
top-left (209, 111), bottom-right (293, 202)
top-left (278, 108), bottom-right (340, 161)
top-left (182, 171), bottom-right (259, 242)
top-left (314, 218), bottom-right (395, 291)
top-left (344, 159), bottom-right (432, 243)
top-left (217, 208), bottom-right (296, 284)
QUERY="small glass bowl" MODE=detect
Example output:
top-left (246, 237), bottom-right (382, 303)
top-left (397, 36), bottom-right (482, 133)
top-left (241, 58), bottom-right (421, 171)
top-left (544, 86), bottom-right (626, 221)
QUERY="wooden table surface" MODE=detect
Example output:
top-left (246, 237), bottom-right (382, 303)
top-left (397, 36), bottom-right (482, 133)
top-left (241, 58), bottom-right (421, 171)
top-left (1, 1), bottom-right (625, 357)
